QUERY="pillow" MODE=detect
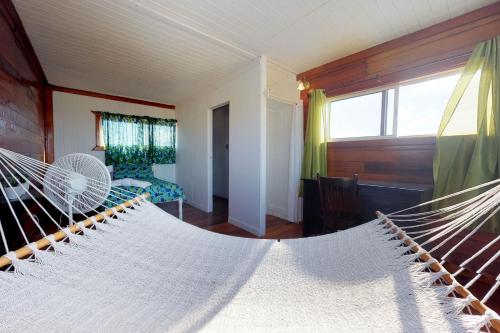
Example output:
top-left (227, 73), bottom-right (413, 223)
top-left (113, 164), bottom-right (154, 180)
top-left (111, 178), bottom-right (152, 189)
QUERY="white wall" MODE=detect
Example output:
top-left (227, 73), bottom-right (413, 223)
top-left (212, 105), bottom-right (229, 198)
top-left (52, 91), bottom-right (176, 182)
top-left (177, 57), bottom-right (267, 236)
top-left (267, 103), bottom-right (293, 220)
top-left (267, 63), bottom-right (299, 104)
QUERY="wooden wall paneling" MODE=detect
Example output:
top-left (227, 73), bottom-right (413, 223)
top-left (300, 2), bottom-right (500, 96)
top-left (300, 89), bottom-right (309, 135)
top-left (327, 137), bottom-right (436, 184)
top-left (367, 15), bottom-right (499, 72)
top-left (0, 0), bottom-right (46, 84)
top-left (0, 0), bottom-right (46, 161)
top-left (43, 86), bottom-right (54, 163)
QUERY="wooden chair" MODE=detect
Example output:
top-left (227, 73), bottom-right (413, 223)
top-left (317, 174), bottom-right (360, 233)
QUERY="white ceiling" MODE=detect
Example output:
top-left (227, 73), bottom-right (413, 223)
top-left (13, 0), bottom-right (496, 104)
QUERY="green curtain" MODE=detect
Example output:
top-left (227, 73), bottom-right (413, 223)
top-left (433, 36), bottom-right (499, 233)
top-left (102, 112), bottom-right (177, 166)
top-left (301, 89), bottom-right (328, 187)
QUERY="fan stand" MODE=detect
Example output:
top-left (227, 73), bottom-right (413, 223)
top-left (66, 173), bottom-right (87, 226)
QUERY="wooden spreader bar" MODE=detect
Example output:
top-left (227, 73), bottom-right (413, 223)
top-left (0, 194), bottom-right (149, 269)
top-left (376, 212), bottom-right (500, 333)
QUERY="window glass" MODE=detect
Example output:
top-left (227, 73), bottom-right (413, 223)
top-left (442, 71), bottom-right (480, 136)
top-left (327, 72), bottom-right (465, 140)
top-left (329, 92), bottom-right (382, 139)
top-left (397, 74), bottom-right (460, 136)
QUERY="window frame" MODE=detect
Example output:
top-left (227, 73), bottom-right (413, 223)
top-left (92, 111), bottom-right (105, 151)
top-left (327, 69), bottom-right (462, 142)
top-left (92, 110), bottom-right (178, 152)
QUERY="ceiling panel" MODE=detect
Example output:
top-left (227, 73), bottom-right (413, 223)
top-left (13, 0), bottom-right (496, 104)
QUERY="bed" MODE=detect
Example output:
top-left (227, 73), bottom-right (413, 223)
top-left (105, 163), bottom-right (185, 218)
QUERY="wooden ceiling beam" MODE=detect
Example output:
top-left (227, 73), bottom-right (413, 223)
top-left (49, 85), bottom-right (176, 110)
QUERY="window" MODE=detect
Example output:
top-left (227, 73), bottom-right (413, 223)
top-left (93, 111), bottom-right (105, 150)
top-left (397, 74), bottom-right (460, 136)
top-left (329, 92), bottom-right (382, 139)
top-left (93, 111), bottom-right (177, 165)
top-left (328, 72), bottom-right (462, 140)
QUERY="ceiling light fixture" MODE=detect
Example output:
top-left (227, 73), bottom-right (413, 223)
top-left (297, 79), bottom-right (310, 91)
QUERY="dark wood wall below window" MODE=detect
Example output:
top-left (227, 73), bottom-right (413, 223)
top-left (0, 1), bottom-right (47, 161)
top-left (328, 137), bottom-right (435, 184)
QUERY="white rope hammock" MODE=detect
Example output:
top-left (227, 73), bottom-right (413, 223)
top-left (0, 148), bottom-right (499, 332)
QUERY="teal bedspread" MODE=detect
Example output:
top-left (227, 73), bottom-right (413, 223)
top-left (105, 164), bottom-right (184, 207)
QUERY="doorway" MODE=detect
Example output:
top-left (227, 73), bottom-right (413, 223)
top-left (266, 99), bottom-right (293, 221)
top-left (212, 104), bottom-right (229, 214)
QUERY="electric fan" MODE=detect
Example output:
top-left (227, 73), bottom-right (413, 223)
top-left (43, 153), bottom-right (111, 224)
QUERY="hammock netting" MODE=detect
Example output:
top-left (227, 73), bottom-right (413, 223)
top-left (0, 148), bottom-right (498, 333)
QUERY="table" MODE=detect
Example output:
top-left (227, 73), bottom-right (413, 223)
top-left (302, 178), bottom-right (433, 236)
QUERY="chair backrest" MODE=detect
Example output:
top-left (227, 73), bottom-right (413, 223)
top-left (317, 174), bottom-right (359, 219)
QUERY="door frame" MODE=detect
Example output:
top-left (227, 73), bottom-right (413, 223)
top-left (207, 102), bottom-right (229, 213)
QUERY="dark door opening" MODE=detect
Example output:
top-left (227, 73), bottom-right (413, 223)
top-left (212, 104), bottom-right (229, 213)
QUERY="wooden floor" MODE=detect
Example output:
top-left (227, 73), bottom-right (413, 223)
top-left (157, 197), bottom-right (303, 239)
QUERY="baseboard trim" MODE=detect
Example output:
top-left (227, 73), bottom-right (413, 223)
top-left (185, 199), bottom-right (209, 212)
top-left (267, 205), bottom-right (288, 221)
top-left (229, 216), bottom-right (262, 236)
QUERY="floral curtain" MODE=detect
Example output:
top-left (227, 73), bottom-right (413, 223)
top-left (101, 112), bottom-right (176, 166)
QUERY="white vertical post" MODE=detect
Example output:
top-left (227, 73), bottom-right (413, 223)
top-left (178, 198), bottom-right (183, 221)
